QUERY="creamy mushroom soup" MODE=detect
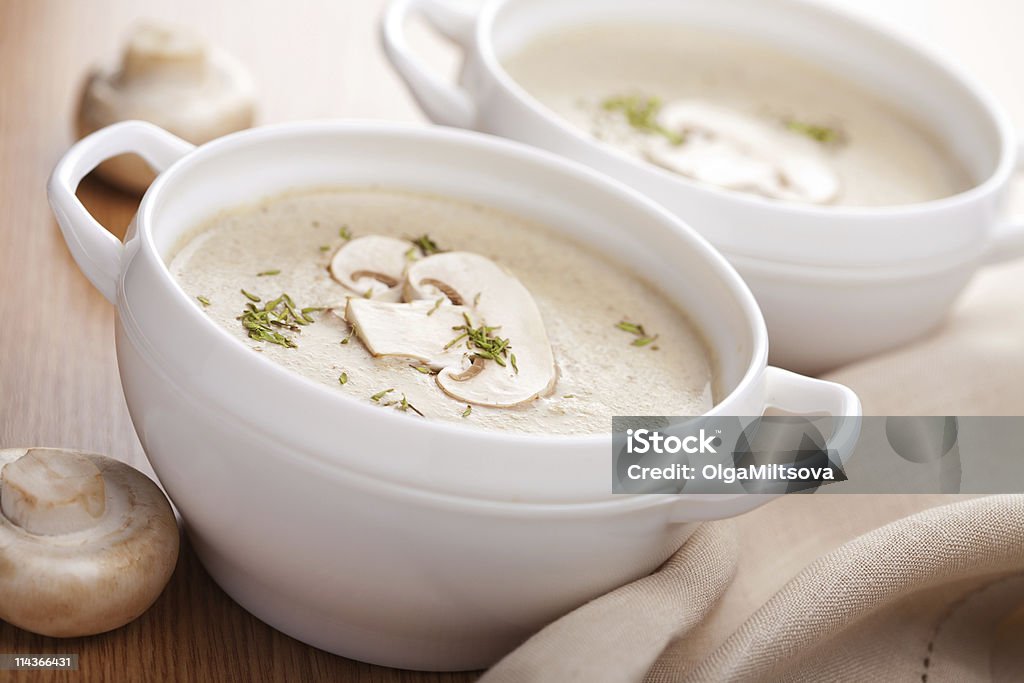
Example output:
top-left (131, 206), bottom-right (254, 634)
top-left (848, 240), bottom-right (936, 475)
top-left (170, 188), bottom-right (715, 434)
top-left (502, 23), bottom-right (972, 206)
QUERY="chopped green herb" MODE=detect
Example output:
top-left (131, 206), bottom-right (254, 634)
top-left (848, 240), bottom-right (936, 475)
top-left (413, 365), bottom-right (433, 374)
top-left (371, 388), bottom-right (395, 402)
top-left (617, 319), bottom-right (659, 349)
top-left (443, 331), bottom-right (469, 350)
top-left (445, 313), bottom-right (512, 368)
top-left (563, 394), bottom-right (576, 399)
top-left (339, 225), bottom-right (352, 240)
top-left (339, 372), bottom-right (348, 385)
top-left (602, 95), bottom-right (685, 145)
top-left (236, 291), bottom-right (318, 348)
top-left (257, 269), bottom-right (281, 277)
top-left (616, 321), bottom-right (644, 335)
top-left (319, 245), bottom-right (331, 252)
top-left (510, 353), bottom-right (519, 375)
top-left (340, 329), bottom-right (354, 345)
top-left (196, 295), bottom-right (211, 307)
top-left (785, 119), bottom-right (844, 145)
top-left (397, 394), bottom-right (425, 416)
top-left (412, 234), bottom-right (443, 256)
top-left (462, 405), bottom-right (472, 418)
top-left (426, 297), bottom-right (444, 316)
top-left (473, 292), bottom-right (482, 307)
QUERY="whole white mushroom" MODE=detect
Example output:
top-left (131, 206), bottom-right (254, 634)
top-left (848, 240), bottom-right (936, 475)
top-left (76, 22), bottom-right (255, 193)
top-left (0, 447), bottom-right (179, 637)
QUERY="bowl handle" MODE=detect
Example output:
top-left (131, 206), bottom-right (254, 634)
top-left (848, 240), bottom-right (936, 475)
top-left (763, 366), bottom-right (862, 464)
top-left (667, 368), bottom-right (862, 523)
top-left (381, 0), bottom-right (477, 128)
top-left (983, 140), bottom-right (1024, 266)
top-left (47, 121), bottom-right (194, 304)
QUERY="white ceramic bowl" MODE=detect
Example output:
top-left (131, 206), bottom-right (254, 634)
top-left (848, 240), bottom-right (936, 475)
top-left (383, 0), bottom-right (1024, 373)
top-left (49, 120), bottom-right (859, 670)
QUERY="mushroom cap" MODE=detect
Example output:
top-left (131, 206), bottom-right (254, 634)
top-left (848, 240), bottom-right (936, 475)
top-left (329, 235), bottom-right (411, 302)
top-left (345, 250), bottom-right (557, 408)
top-left (407, 253), bottom-right (557, 407)
top-left (75, 22), bottom-right (256, 193)
top-left (0, 448), bottom-right (179, 637)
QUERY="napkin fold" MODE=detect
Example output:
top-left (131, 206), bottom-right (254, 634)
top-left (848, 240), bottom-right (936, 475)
top-left (652, 494), bottom-right (1024, 682)
top-left (480, 522), bottom-right (739, 683)
top-left (484, 496), bottom-right (1024, 682)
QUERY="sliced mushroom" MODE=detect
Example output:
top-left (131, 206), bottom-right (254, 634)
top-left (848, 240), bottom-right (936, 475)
top-left (411, 254), bottom-right (556, 407)
top-left (329, 235), bottom-right (412, 302)
top-left (76, 22), bottom-right (255, 193)
top-left (404, 251), bottom-right (478, 304)
top-left (348, 252), bottom-right (556, 407)
top-left (345, 298), bottom-right (471, 369)
top-left (644, 100), bottom-right (840, 204)
top-left (0, 447), bottom-right (179, 637)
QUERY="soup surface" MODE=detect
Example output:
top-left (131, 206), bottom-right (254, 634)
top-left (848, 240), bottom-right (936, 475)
top-left (170, 188), bottom-right (715, 434)
top-left (502, 23), bottom-right (972, 207)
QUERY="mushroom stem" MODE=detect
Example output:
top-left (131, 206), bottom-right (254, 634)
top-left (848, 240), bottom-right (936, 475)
top-left (1, 449), bottom-right (106, 535)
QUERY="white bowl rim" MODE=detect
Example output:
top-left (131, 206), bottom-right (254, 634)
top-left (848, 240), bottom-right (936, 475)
top-left (474, 0), bottom-right (1017, 219)
top-left (130, 120), bottom-right (770, 467)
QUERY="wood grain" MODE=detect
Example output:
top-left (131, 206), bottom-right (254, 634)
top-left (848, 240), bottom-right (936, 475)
top-left (1, 531), bottom-right (475, 683)
top-left (0, 0), bottom-right (470, 680)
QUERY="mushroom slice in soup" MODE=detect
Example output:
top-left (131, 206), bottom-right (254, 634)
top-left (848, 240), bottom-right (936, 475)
top-left (344, 251), bottom-right (557, 408)
top-left (644, 100), bottom-right (840, 204)
top-left (329, 235), bottom-right (411, 301)
top-left (408, 253), bottom-right (557, 407)
top-left (345, 298), bottom-right (471, 369)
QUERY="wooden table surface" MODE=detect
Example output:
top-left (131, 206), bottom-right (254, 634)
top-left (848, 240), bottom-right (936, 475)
top-left (1, 0), bottom-right (1022, 681)
top-left (0, 1), bottom-right (471, 680)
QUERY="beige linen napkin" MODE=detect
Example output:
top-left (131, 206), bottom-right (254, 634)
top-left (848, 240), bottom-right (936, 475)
top-left (482, 263), bottom-right (1024, 681)
top-left (484, 496), bottom-right (1024, 683)
top-left (651, 495), bottom-right (1024, 682)
top-left (480, 523), bottom-right (740, 683)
